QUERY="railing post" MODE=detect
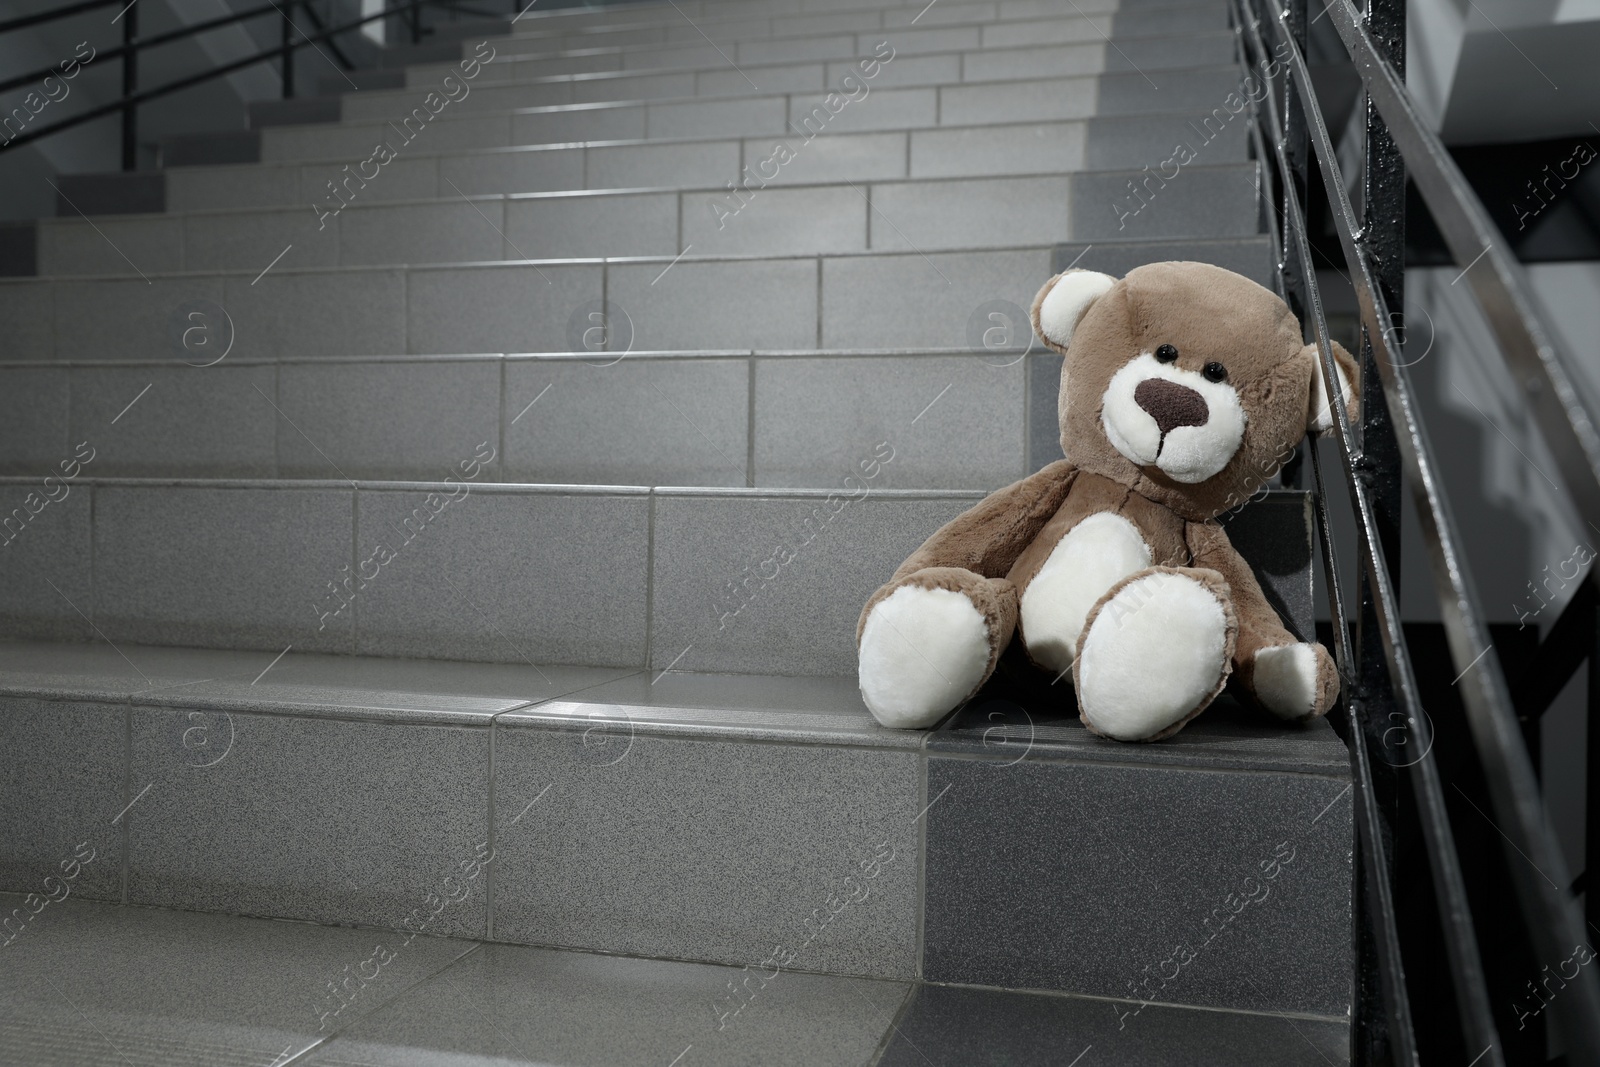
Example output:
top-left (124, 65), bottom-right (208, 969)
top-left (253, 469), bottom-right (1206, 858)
top-left (1279, 0), bottom-right (1309, 326)
top-left (1590, 583), bottom-right (1600, 938)
top-left (1349, 2), bottom-right (1406, 1065)
top-left (120, 0), bottom-right (137, 170)
top-left (281, 0), bottom-right (295, 98)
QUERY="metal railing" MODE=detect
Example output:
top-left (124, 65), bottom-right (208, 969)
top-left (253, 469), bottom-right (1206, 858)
top-left (1233, 0), bottom-right (1600, 1062)
top-left (0, 0), bottom-right (505, 169)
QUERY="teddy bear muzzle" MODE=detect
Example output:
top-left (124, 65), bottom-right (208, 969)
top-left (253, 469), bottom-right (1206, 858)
top-left (1100, 353), bottom-right (1247, 484)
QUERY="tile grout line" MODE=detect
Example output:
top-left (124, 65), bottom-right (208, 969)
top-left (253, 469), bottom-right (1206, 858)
top-left (120, 698), bottom-right (131, 905)
top-left (745, 356), bottom-right (756, 488)
top-left (600, 259), bottom-right (609, 354)
top-left (350, 487), bottom-right (360, 656)
top-left (1023, 349), bottom-right (1034, 474)
top-left (400, 264), bottom-right (410, 357)
top-left (486, 714), bottom-right (498, 942)
top-left (814, 255), bottom-right (822, 347)
top-left (280, 942), bottom-right (487, 1067)
top-left (864, 981), bottom-right (921, 1067)
top-left (497, 356), bottom-right (508, 484)
top-left (864, 179), bottom-right (873, 250)
top-left (644, 487), bottom-right (657, 670)
top-left (87, 483), bottom-right (96, 636)
top-left (913, 740), bottom-right (929, 981)
top-left (271, 360), bottom-right (285, 477)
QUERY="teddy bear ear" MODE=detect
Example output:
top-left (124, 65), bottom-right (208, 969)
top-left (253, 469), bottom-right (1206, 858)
top-left (1305, 340), bottom-right (1360, 434)
top-left (1030, 269), bottom-right (1117, 355)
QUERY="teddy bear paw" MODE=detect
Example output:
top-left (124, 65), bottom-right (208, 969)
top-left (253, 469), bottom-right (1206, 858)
top-left (1251, 644), bottom-right (1336, 721)
top-left (1074, 568), bottom-right (1235, 741)
top-left (858, 584), bottom-right (992, 729)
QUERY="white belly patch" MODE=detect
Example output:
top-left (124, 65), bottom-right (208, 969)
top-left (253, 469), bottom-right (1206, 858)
top-left (1019, 511), bottom-right (1153, 675)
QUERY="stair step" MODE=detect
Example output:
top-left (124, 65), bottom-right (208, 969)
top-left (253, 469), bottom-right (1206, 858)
top-left (0, 472), bottom-right (1311, 673)
top-left (317, 66), bottom-right (407, 95)
top-left (486, 3), bottom-right (1228, 67)
top-left (52, 172), bottom-right (165, 217)
top-left (355, 31), bottom-right (1236, 118)
top-left (246, 96), bottom-right (342, 131)
top-left (0, 594), bottom-right (1348, 1020)
top-left (256, 67), bottom-right (1246, 165)
top-left (35, 164), bottom-right (1259, 274)
top-left (160, 129), bottom-right (262, 168)
top-left (161, 112), bottom-right (1251, 213)
top-left (0, 238), bottom-right (1271, 359)
top-left (0, 878), bottom-right (1345, 1064)
top-left (1, 350), bottom-right (1036, 488)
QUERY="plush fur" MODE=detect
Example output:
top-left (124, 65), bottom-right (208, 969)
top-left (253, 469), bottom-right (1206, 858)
top-left (856, 261), bottom-right (1358, 741)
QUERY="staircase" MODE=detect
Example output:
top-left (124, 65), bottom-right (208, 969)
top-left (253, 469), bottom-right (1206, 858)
top-left (0, 0), bottom-right (1353, 1063)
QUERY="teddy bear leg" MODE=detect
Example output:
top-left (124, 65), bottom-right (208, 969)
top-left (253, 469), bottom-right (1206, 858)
top-left (857, 567), bottom-right (1016, 729)
top-left (1072, 566), bottom-right (1238, 742)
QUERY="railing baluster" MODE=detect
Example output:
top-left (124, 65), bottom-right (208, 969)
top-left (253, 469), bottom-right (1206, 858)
top-left (120, 0), bottom-right (136, 171)
top-left (281, 0), bottom-right (295, 98)
top-left (1351, 5), bottom-right (1408, 1059)
top-left (1590, 590), bottom-right (1600, 938)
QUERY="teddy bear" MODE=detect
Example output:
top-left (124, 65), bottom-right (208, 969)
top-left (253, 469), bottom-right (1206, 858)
top-left (855, 261), bottom-right (1358, 741)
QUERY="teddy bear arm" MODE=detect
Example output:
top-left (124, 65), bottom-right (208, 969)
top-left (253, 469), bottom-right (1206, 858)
top-left (884, 460), bottom-right (1079, 584)
top-left (1185, 521), bottom-right (1339, 721)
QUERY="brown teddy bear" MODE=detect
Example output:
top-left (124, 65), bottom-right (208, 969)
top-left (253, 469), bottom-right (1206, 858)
top-left (856, 261), bottom-right (1358, 741)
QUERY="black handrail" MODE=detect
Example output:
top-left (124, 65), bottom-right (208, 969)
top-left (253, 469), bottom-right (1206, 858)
top-left (0, 0), bottom-right (123, 38)
top-left (0, 0), bottom-right (501, 168)
top-left (1234, 0), bottom-right (1600, 1062)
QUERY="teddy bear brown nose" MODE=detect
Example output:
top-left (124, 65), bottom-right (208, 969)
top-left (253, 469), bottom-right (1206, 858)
top-left (1134, 378), bottom-right (1210, 437)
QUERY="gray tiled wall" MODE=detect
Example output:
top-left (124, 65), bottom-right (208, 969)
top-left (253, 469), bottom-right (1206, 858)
top-left (648, 488), bottom-right (982, 674)
top-left (275, 360), bottom-right (501, 481)
top-left (354, 485), bottom-right (652, 664)
top-left (0, 697), bottom-right (124, 904)
top-left (0, 484), bottom-right (92, 643)
top-left (94, 484), bottom-right (355, 653)
top-left (127, 707), bottom-right (493, 938)
top-left (920, 753), bottom-right (1353, 1016)
top-left (502, 356), bottom-right (751, 487)
top-left (490, 722), bottom-right (922, 977)
top-left (752, 353), bottom-right (1026, 489)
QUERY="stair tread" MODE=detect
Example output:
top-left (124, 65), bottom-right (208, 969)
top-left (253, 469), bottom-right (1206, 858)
top-left (3, 233), bottom-right (1260, 281)
top-left (258, 64), bottom-right (1244, 133)
top-left (43, 163), bottom-right (1251, 226)
top-left (165, 108), bottom-right (1241, 173)
top-left (0, 635), bottom-right (1349, 772)
top-left (0, 894), bottom-right (1346, 1066)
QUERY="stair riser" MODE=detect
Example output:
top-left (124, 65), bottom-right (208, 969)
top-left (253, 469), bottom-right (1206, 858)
top-left (39, 165), bottom-right (1260, 274)
top-left (165, 114), bottom-right (1250, 213)
top-left (348, 34), bottom-right (1236, 120)
top-left (507, 0), bottom-right (1191, 34)
top-left (259, 68), bottom-right (1244, 164)
top-left (0, 353), bottom-right (1047, 489)
top-left (499, 0), bottom-right (1159, 48)
top-left (494, 0), bottom-right (1205, 40)
top-left (0, 239), bottom-right (1269, 360)
top-left (0, 480), bottom-right (966, 671)
top-left (0, 472), bottom-right (1311, 671)
top-left (0, 685), bottom-right (1349, 1015)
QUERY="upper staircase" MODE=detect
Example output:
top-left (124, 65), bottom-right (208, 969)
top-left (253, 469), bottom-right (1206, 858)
top-left (0, 1), bottom-right (1353, 1063)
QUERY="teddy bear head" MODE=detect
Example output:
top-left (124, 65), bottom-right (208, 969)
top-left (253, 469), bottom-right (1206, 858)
top-left (1029, 261), bottom-right (1358, 521)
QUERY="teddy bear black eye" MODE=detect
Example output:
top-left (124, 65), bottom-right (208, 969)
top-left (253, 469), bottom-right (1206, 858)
top-left (1155, 344), bottom-right (1179, 363)
top-left (1203, 362), bottom-right (1228, 383)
